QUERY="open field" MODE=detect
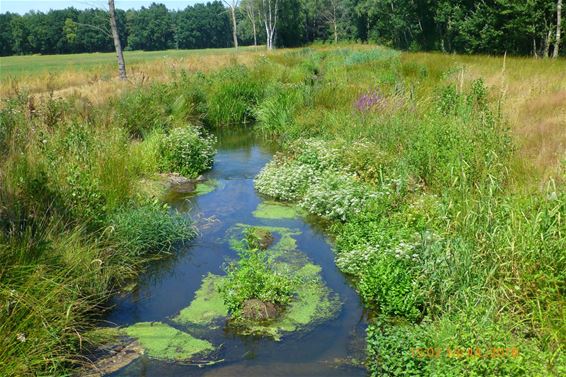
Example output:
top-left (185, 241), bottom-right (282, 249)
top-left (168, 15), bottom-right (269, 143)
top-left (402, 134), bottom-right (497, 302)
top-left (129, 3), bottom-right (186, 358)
top-left (1, 45), bottom-right (564, 376)
top-left (0, 47), bottom-right (259, 78)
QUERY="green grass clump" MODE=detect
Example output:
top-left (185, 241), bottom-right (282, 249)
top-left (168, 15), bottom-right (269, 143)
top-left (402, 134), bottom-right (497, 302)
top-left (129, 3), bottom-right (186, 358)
top-left (206, 65), bottom-right (264, 126)
top-left (109, 203), bottom-right (195, 257)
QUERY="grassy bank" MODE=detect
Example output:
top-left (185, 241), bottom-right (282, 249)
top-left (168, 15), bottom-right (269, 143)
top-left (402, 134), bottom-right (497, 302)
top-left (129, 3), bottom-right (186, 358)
top-left (249, 48), bottom-right (564, 375)
top-left (1, 45), bottom-right (564, 375)
top-left (0, 77), bottom-right (217, 375)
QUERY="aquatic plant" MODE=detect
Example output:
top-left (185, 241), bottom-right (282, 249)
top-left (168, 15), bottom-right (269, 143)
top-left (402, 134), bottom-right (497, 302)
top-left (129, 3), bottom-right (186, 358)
top-left (174, 274), bottom-right (228, 326)
top-left (252, 202), bottom-right (299, 219)
top-left (219, 228), bottom-right (296, 319)
top-left (124, 322), bottom-right (214, 361)
top-left (174, 224), bottom-right (340, 340)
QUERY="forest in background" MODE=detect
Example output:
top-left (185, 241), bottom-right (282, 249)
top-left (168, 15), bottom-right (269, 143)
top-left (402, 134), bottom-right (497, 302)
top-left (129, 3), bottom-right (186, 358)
top-left (0, 0), bottom-right (563, 57)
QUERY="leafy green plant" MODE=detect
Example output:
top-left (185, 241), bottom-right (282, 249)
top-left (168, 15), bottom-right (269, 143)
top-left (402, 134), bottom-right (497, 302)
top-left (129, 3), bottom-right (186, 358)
top-left (218, 228), bottom-right (295, 319)
top-left (158, 126), bottom-right (216, 178)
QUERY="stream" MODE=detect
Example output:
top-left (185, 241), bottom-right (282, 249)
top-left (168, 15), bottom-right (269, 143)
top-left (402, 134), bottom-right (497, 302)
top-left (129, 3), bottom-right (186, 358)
top-left (105, 128), bottom-right (367, 376)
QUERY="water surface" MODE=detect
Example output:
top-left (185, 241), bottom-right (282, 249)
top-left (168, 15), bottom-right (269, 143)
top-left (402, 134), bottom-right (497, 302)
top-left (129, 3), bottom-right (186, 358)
top-left (107, 128), bottom-right (366, 376)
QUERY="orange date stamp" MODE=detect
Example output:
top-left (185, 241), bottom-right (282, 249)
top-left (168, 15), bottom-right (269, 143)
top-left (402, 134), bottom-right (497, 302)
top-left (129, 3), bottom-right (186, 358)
top-left (410, 347), bottom-right (520, 359)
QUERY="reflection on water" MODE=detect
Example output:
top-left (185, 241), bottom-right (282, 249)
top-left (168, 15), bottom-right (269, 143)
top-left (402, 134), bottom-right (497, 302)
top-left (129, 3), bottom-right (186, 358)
top-left (107, 128), bottom-right (367, 377)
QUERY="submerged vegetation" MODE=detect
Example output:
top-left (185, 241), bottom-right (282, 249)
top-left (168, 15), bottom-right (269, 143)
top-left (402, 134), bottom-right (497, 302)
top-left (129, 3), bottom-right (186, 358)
top-left (0, 45), bottom-right (564, 375)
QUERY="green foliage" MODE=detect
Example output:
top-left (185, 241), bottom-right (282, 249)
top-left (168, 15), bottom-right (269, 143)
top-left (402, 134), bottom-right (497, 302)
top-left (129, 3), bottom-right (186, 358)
top-left (358, 254), bottom-right (422, 320)
top-left (255, 156), bottom-right (315, 201)
top-left (366, 319), bottom-right (429, 376)
top-left (219, 228), bottom-right (296, 319)
top-left (0, 75), bottom-right (215, 375)
top-left (114, 82), bottom-right (207, 138)
top-left (0, 0), bottom-right (562, 57)
top-left (158, 126), bottom-right (216, 178)
top-left (109, 203), bottom-right (195, 257)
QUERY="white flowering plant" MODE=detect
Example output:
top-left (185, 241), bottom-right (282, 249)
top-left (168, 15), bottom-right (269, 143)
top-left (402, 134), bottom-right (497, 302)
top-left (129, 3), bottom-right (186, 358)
top-left (299, 172), bottom-right (375, 221)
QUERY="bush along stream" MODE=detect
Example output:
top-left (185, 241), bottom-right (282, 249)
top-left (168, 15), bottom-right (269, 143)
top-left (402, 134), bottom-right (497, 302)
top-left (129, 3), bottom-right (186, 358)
top-left (1, 47), bottom-right (564, 376)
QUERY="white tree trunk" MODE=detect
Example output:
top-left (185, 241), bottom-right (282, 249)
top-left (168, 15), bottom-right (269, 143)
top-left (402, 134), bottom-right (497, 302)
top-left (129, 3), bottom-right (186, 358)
top-left (108, 0), bottom-right (126, 80)
top-left (231, 7), bottom-right (239, 48)
top-left (553, 0), bottom-right (562, 58)
top-left (544, 27), bottom-right (552, 57)
top-left (262, 0), bottom-right (278, 50)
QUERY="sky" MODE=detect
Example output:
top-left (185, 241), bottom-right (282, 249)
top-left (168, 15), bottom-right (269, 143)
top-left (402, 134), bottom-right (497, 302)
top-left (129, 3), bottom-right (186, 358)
top-left (0, 1), bottom-right (205, 14)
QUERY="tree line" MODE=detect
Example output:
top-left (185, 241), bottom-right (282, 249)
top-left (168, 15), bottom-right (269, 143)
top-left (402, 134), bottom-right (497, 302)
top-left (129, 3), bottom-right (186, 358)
top-left (0, 0), bottom-right (563, 57)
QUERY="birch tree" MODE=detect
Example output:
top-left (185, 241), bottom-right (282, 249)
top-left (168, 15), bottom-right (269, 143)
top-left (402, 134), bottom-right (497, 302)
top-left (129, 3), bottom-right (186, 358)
top-left (241, 0), bottom-right (259, 46)
top-left (223, 0), bottom-right (240, 48)
top-left (260, 0), bottom-right (279, 50)
top-left (108, 0), bottom-right (126, 79)
top-left (553, 0), bottom-right (562, 57)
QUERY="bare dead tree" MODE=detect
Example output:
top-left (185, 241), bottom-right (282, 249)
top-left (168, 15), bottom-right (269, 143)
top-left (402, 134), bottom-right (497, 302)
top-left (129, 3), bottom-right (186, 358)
top-left (261, 0), bottom-right (279, 50)
top-left (242, 0), bottom-right (258, 46)
top-left (553, 0), bottom-right (562, 58)
top-left (108, 0), bottom-right (126, 79)
top-left (321, 0), bottom-right (345, 44)
top-left (223, 0), bottom-right (240, 49)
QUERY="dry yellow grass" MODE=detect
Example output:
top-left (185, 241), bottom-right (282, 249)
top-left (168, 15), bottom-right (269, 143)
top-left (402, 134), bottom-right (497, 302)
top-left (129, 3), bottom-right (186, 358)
top-left (403, 52), bottom-right (566, 183)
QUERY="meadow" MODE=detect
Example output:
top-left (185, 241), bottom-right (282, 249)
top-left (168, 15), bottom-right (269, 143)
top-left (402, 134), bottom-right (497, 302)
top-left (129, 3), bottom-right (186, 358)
top-left (0, 46), bottom-right (564, 376)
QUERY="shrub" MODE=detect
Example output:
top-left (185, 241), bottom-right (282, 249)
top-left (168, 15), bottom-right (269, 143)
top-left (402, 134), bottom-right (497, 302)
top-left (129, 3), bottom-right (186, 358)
top-left (254, 156), bottom-right (315, 201)
top-left (366, 319), bottom-right (429, 377)
top-left (299, 172), bottom-right (374, 221)
top-left (109, 203), bottom-right (195, 257)
top-left (219, 228), bottom-right (295, 318)
top-left (358, 253), bottom-right (422, 320)
top-left (158, 126), bottom-right (216, 178)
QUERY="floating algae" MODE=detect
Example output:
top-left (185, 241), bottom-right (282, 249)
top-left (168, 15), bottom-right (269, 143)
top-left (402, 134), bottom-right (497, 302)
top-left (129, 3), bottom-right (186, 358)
top-left (123, 322), bottom-right (214, 361)
top-left (195, 180), bottom-right (219, 196)
top-left (228, 224), bottom-right (301, 253)
top-left (173, 274), bottom-right (228, 326)
top-left (172, 224), bottom-right (341, 341)
top-left (252, 201), bottom-right (300, 219)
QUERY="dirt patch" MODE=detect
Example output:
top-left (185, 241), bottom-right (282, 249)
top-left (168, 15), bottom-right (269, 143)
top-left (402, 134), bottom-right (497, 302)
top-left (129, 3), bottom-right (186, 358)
top-left (241, 299), bottom-right (279, 321)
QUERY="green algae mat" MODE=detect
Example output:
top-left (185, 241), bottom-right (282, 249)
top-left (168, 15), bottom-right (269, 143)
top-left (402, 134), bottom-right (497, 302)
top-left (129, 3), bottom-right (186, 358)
top-left (174, 274), bottom-right (228, 327)
top-left (195, 180), bottom-right (219, 196)
top-left (123, 322), bottom-right (214, 361)
top-left (253, 201), bottom-right (300, 219)
top-left (172, 224), bottom-right (341, 341)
